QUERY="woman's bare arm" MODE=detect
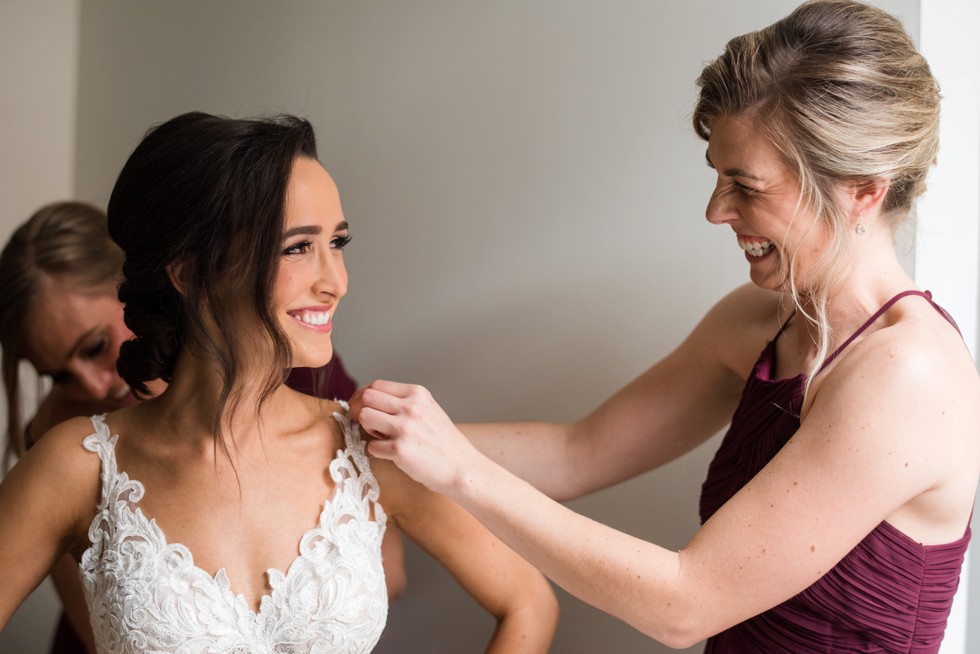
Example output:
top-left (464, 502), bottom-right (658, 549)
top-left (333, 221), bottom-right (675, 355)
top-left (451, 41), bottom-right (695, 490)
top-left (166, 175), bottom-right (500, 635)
top-left (354, 319), bottom-right (979, 647)
top-left (0, 418), bottom-right (99, 630)
top-left (374, 457), bottom-right (558, 653)
top-left (49, 554), bottom-right (97, 653)
top-left (456, 285), bottom-right (776, 500)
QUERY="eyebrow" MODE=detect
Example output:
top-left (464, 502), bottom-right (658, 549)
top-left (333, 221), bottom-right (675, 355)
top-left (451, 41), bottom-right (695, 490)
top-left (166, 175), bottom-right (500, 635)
top-left (704, 150), bottom-right (764, 181)
top-left (281, 221), bottom-right (349, 240)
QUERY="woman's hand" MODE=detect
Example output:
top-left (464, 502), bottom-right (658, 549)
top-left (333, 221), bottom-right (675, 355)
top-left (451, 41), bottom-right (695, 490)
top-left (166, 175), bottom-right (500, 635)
top-left (349, 380), bottom-right (482, 495)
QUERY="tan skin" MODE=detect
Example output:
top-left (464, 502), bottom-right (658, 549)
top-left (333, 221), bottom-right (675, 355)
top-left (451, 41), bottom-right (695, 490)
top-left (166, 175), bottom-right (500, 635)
top-left (17, 289), bottom-right (408, 654)
top-left (349, 113), bottom-right (980, 647)
top-left (0, 158), bottom-right (556, 652)
top-left (18, 283), bottom-right (142, 654)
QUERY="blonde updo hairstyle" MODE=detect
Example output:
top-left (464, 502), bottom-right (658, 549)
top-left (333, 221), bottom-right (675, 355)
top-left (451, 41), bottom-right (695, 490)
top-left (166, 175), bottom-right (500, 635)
top-left (693, 0), bottom-right (940, 385)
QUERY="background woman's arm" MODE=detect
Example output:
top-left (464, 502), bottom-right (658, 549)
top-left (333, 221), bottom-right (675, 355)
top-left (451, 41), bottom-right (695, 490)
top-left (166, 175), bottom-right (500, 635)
top-left (356, 320), bottom-right (977, 647)
top-left (458, 285), bottom-right (774, 500)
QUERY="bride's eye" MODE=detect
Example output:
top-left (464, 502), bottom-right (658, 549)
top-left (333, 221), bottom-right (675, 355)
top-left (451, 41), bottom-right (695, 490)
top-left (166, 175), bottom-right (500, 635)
top-left (283, 240), bottom-right (313, 256)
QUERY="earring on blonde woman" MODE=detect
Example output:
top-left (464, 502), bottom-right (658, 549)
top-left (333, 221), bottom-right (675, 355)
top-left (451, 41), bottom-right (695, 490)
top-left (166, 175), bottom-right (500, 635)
top-left (855, 212), bottom-right (867, 236)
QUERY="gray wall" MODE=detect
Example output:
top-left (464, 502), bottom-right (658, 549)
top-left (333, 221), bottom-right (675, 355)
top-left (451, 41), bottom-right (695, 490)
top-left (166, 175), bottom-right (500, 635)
top-left (5, 1), bottom-right (977, 653)
top-left (66, 2), bottom-right (812, 646)
top-left (0, 1), bottom-right (79, 650)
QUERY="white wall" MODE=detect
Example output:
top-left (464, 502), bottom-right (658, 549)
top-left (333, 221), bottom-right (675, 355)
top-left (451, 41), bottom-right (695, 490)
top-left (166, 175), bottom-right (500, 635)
top-left (0, 1), bottom-right (79, 652)
top-left (916, 2), bottom-right (980, 653)
top-left (5, 1), bottom-right (977, 653)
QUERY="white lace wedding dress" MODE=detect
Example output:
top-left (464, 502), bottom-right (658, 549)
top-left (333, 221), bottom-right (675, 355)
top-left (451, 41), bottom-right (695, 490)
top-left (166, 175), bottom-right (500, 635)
top-left (78, 410), bottom-right (388, 653)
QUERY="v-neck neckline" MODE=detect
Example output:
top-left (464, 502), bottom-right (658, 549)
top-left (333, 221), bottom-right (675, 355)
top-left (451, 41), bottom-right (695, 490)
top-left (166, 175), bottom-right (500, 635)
top-left (83, 413), bottom-right (350, 617)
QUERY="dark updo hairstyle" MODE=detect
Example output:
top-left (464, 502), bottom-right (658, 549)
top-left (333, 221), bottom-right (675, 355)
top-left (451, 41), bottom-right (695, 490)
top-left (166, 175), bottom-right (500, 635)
top-left (107, 111), bottom-right (318, 444)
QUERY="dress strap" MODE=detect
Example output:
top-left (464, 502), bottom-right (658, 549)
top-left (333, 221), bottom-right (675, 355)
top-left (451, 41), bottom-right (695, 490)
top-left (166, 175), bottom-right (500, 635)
top-left (81, 414), bottom-right (122, 509)
top-left (817, 290), bottom-right (954, 373)
top-left (766, 311), bottom-right (798, 350)
top-left (776, 311), bottom-right (796, 338)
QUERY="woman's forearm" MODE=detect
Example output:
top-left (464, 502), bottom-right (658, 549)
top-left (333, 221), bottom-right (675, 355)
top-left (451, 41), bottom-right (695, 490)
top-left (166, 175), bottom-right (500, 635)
top-left (460, 421), bottom-right (582, 499)
top-left (451, 452), bottom-right (694, 648)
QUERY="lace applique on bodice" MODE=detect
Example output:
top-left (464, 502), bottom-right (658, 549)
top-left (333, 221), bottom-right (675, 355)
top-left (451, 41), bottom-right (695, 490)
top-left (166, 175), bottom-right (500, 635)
top-left (79, 409), bottom-right (387, 654)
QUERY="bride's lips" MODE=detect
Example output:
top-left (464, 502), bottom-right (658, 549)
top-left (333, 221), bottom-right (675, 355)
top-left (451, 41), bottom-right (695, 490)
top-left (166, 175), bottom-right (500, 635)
top-left (288, 306), bottom-right (334, 332)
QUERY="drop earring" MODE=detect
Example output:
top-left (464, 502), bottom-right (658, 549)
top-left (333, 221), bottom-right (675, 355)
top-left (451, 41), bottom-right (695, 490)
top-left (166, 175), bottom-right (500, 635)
top-left (855, 212), bottom-right (867, 236)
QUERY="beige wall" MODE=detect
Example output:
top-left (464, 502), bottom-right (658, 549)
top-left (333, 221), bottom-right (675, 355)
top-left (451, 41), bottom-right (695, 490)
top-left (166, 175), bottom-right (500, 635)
top-left (6, 1), bottom-right (978, 653)
top-left (0, 1), bottom-right (79, 652)
top-left (0, 0), bottom-right (78, 228)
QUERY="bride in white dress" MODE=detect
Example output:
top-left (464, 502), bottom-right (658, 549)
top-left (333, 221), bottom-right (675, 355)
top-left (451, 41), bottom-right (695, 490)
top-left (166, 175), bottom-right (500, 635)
top-left (0, 111), bottom-right (557, 653)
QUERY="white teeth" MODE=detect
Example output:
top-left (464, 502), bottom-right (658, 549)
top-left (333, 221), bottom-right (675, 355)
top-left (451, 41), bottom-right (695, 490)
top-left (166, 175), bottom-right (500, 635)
top-left (738, 238), bottom-right (774, 257)
top-left (296, 311), bottom-right (330, 326)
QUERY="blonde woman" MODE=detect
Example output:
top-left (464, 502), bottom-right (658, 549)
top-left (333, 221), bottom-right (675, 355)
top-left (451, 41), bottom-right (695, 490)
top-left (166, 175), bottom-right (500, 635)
top-left (352, 1), bottom-right (979, 650)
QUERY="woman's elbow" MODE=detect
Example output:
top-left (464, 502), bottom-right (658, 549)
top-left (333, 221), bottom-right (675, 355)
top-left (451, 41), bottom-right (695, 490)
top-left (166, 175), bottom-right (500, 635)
top-left (500, 576), bottom-right (560, 645)
top-left (517, 576), bottom-right (560, 629)
top-left (633, 595), bottom-right (714, 650)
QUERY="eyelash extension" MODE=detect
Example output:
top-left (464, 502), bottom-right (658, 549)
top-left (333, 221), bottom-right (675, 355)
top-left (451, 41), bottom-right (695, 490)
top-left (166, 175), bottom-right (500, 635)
top-left (282, 240), bottom-right (313, 256)
top-left (282, 233), bottom-right (352, 256)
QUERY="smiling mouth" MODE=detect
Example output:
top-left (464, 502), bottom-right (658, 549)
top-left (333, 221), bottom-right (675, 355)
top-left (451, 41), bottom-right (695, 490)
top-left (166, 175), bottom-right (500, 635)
top-left (290, 310), bottom-right (332, 327)
top-left (738, 237), bottom-right (774, 258)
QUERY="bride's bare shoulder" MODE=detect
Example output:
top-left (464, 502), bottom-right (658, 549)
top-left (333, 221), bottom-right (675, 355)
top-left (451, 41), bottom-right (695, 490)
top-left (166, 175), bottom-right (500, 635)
top-left (9, 415), bottom-right (104, 538)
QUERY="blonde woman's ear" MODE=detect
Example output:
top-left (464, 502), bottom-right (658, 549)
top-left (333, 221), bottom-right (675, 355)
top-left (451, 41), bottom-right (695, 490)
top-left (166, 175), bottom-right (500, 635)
top-left (851, 177), bottom-right (891, 218)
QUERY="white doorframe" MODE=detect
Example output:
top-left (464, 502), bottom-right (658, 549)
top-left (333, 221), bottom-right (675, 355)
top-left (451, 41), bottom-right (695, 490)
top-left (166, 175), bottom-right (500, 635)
top-left (916, 2), bottom-right (980, 653)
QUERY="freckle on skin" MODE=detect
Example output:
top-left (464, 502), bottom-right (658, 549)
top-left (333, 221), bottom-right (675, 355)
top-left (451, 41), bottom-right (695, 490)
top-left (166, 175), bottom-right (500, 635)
top-left (905, 462), bottom-right (909, 467)
top-left (810, 545), bottom-right (816, 553)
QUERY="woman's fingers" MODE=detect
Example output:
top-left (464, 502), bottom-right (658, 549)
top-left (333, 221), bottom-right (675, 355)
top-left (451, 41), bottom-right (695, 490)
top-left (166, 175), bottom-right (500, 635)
top-left (350, 380), bottom-right (419, 422)
top-left (366, 436), bottom-right (397, 461)
top-left (350, 381), bottom-right (481, 495)
top-left (355, 405), bottom-right (399, 439)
